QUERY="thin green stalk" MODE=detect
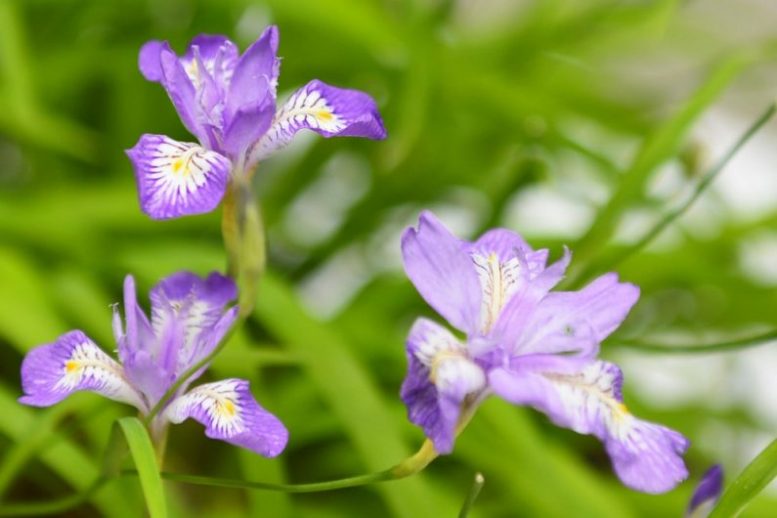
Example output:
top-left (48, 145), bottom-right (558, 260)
top-left (710, 437), bottom-right (777, 517)
top-left (615, 329), bottom-right (777, 354)
top-left (458, 472), bottom-right (485, 518)
top-left (576, 102), bottom-right (777, 282)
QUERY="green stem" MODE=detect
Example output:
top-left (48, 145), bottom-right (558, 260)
top-left (615, 329), bottom-right (777, 354)
top-left (572, 102), bottom-right (777, 285)
top-left (458, 472), bottom-right (485, 518)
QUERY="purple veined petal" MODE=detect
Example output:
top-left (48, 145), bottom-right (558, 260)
top-left (149, 271), bottom-right (238, 379)
top-left (489, 359), bottom-right (689, 493)
top-left (686, 465), bottom-right (724, 518)
top-left (181, 34), bottom-right (239, 92)
top-left (225, 26), bottom-right (279, 126)
top-left (164, 379), bottom-right (288, 457)
top-left (248, 79), bottom-right (387, 165)
top-left (514, 272), bottom-right (639, 357)
top-left (20, 330), bottom-right (146, 411)
top-left (400, 318), bottom-right (487, 454)
top-left (400, 211), bottom-right (483, 335)
top-left (489, 247), bottom-right (571, 347)
top-left (127, 134), bottom-right (231, 219)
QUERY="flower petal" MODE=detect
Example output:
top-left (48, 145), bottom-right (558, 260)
top-left (221, 94), bottom-right (276, 159)
top-left (164, 379), bottom-right (288, 457)
top-left (139, 40), bottom-right (165, 82)
top-left (489, 359), bottom-right (688, 493)
top-left (687, 465), bottom-right (723, 517)
top-left (248, 79), bottom-right (387, 164)
top-left (400, 211), bottom-right (482, 334)
top-left (515, 272), bottom-right (639, 357)
top-left (149, 271), bottom-right (238, 378)
top-left (400, 318), bottom-right (486, 453)
top-left (225, 26), bottom-right (279, 124)
top-left (181, 34), bottom-right (239, 91)
top-left (20, 331), bottom-right (145, 411)
top-left (127, 134), bottom-right (231, 219)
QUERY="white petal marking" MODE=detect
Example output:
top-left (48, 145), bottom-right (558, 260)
top-left (165, 380), bottom-right (244, 436)
top-left (58, 341), bottom-right (145, 409)
top-left (250, 85), bottom-right (346, 161)
top-left (471, 252), bottom-right (521, 334)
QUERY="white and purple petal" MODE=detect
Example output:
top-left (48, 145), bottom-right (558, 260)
top-left (181, 35), bottom-right (239, 92)
top-left (401, 211), bottom-right (483, 334)
top-left (249, 79), bottom-right (386, 164)
top-left (164, 379), bottom-right (288, 457)
top-left (149, 271), bottom-right (238, 378)
top-left (20, 331), bottom-right (145, 411)
top-left (400, 318), bottom-right (486, 453)
top-left (127, 134), bottom-right (231, 219)
top-left (489, 359), bottom-right (688, 493)
top-left (687, 465), bottom-right (723, 517)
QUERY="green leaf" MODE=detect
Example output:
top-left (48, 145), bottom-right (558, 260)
top-left (709, 437), bottom-right (777, 518)
top-left (117, 417), bottom-right (167, 518)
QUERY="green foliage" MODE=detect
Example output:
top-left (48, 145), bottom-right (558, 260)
top-left (1, 0), bottom-right (777, 516)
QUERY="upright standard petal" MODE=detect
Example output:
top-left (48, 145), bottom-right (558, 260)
top-left (249, 79), bottom-right (387, 164)
top-left (687, 465), bottom-right (723, 518)
top-left (127, 134), bottom-right (231, 219)
top-left (489, 359), bottom-right (688, 493)
top-left (400, 318), bottom-right (486, 453)
top-left (181, 35), bottom-right (239, 92)
top-left (20, 331), bottom-right (145, 411)
top-left (226, 26), bottom-right (279, 120)
top-left (401, 211), bottom-right (483, 334)
top-left (164, 379), bottom-right (288, 457)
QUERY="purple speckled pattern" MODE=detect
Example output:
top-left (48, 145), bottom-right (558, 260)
top-left (399, 210), bottom-right (689, 493)
top-left (19, 271), bottom-right (287, 457)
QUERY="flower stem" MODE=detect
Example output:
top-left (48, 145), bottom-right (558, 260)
top-left (615, 329), bottom-right (777, 354)
top-left (458, 472), bottom-right (485, 518)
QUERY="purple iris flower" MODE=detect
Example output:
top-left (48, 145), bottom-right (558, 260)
top-left (399, 211), bottom-right (689, 493)
top-left (686, 465), bottom-right (723, 517)
top-left (19, 272), bottom-right (287, 457)
top-left (127, 26), bottom-right (387, 219)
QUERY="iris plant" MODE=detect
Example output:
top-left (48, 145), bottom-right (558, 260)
top-left (400, 211), bottom-right (689, 493)
top-left (19, 271), bottom-right (287, 457)
top-left (127, 26), bottom-right (386, 220)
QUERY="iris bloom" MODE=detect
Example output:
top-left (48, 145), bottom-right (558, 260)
top-left (19, 272), bottom-right (287, 457)
top-left (686, 465), bottom-right (723, 517)
top-left (128, 26), bottom-right (387, 219)
top-left (400, 211), bottom-right (688, 493)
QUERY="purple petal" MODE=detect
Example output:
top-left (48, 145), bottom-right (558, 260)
top-left (221, 94), bottom-right (276, 159)
top-left (127, 134), bottom-right (231, 219)
top-left (489, 248), bottom-right (571, 346)
top-left (489, 359), bottom-right (688, 493)
top-left (249, 79), bottom-right (387, 164)
top-left (164, 379), bottom-right (288, 457)
top-left (687, 465), bottom-right (723, 517)
top-left (400, 318), bottom-right (486, 453)
top-left (149, 271), bottom-right (238, 378)
top-left (400, 211), bottom-right (482, 334)
top-left (139, 40), bottom-right (165, 82)
top-left (225, 26), bottom-right (279, 126)
top-left (153, 43), bottom-right (214, 144)
top-left (515, 272), bottom-right (639, 357)
top-left (20, 330), bottom-right (145, 411)
top-left (182, 34), bottom-right (239, 89)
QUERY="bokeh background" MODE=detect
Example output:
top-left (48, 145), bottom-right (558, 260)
top-left (1, 0), bottom-right (777, 516)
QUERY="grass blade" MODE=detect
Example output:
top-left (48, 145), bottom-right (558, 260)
top-left (117, 417), bottom-right (167, 518)
top-left (709, 438), bottom-right (777, 517)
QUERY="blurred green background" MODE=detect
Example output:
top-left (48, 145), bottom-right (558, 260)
top-left (2, 0), bottom-right (777, 516)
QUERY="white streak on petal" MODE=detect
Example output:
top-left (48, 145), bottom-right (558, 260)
top-left (471, 252), bottom-right (521, 334)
